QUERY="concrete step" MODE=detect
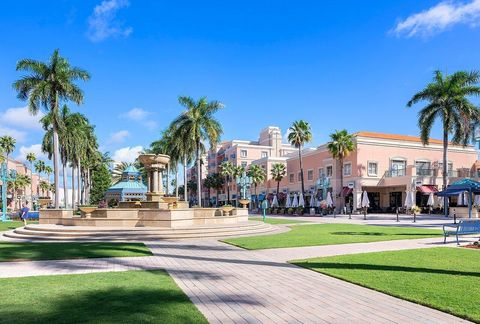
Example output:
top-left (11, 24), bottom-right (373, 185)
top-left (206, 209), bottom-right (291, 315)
top-left (4, 225), bottom-right (277, 241)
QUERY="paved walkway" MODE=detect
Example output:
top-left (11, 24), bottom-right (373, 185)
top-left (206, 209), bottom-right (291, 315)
top-left (0, 236), bottom-right (473, 323)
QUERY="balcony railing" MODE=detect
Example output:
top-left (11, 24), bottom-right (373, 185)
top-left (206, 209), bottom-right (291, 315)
top-left (416, 169), bottom-right (434, 176)
top-left (384, 169), bottom-right (406, 177)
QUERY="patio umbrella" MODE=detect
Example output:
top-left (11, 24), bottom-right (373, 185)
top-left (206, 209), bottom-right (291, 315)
top-left (292, 193), bottom-right (299, 208)
top-left (475, 194), bottom-right (480, 207)
top-left (361, 190), bottom-right (370, 208)
top-left (458, 192), bottom-right (464, 206)
top-left (427, 192), bottom-right (435, 207)
top-left (298, 192), bottom-right (305, 207)
top-left (285, 195), bottom-right (291, 208)
top-left (272, 194), bottom-right (279, 207)
top-left (310, 196), bottom-right (316, 208)
top-left (404, 191), bottom-right (413, 209)
top-left (437, 196), bottom-right (444, 209)
top-left (326, 192), bottom-right (334, 207)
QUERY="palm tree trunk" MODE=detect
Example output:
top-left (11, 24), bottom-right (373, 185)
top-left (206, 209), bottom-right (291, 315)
top-left (175, 165), bottom-right (179, 197)
top-left (166, 164), bottom-right (170, 195)
top-left (30, 162), bottom-right (34, 206)
top-left (183, 155), bottom-right (188, 202)
top-left (52, 124), bottom-right (61, 209)
top-left (62, 163), bottom-right (68, 208)
top-left (339, 158), bottom-right (344, 213)
top-left (196, 143), bottom-right (202, 207)
top-left (87, 168), bottom-right (91, 204)
top-left (298, 146), bottom-right (305, 195)
top-left (71, 165), bottom-right (76, 208)
top-left (277, 180), bottom-right (280, 201)
top-left (443, 130), bottom-right (449, 216)
top-left (77, 159), bottom-right (81, 205)
top-left (227, 177), bottom-right (230, 204)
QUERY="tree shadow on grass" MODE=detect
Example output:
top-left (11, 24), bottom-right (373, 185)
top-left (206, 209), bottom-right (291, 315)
top-left (0, 242), bottom-right (152, 262)
top-left (294, 262), bottom-right (480, 278)
top-left (330, 231), bottom-right (439, 237)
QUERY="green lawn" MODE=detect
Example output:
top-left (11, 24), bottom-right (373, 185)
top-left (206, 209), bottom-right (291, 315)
top-left (292, 247), bottom-right (480, 323)
top-left (0, 242), bottom-right (152, 262)
top-left (249, 217), bottom-right (308, 225)
top-left (0, 220), bottom-right (37, 232)
top-left (223, 223), bottom-right (441, 249)
top-left (0, 270), bottom-right (207, 323)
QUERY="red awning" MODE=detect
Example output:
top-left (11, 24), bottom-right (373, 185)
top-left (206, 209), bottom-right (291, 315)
top-left (341, 187), bottom-right (353, 196)
top-left (418, 185), bottom-right (438, 194)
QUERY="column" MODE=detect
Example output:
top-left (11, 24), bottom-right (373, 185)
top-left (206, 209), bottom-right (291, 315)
top-left (158, 170), bottom-right (164, 194)
top-left (147, 170), bottom-right (151, 192)
top-left (152, 169), bottom-right (159, 193)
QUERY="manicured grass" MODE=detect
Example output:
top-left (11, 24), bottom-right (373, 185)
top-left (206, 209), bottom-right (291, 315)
top-left (0, 242), bottom-right (152, 262)
top-left (249, 217), bottom-right (308, 224)
top-left (223, 223), bottom-right (441, 250)
top-left (292, 247), bottom-right (480, 323)
top-left (0, 220), bottom-right (37, 232)
top-left (0, 270), bottom-right (207, 323)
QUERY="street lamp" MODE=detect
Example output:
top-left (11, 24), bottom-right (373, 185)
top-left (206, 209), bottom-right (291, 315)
top-left (1, 162), bottom-right (17, 222)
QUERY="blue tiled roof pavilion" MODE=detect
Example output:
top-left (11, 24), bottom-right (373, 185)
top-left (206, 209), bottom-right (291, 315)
top-left (105, 165), bottom-right (147, 202)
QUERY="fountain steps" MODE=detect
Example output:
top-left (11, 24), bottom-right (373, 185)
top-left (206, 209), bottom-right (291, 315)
top-left (4, 221), bottom-right (278, 241)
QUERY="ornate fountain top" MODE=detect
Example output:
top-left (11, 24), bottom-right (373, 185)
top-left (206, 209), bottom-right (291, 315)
top-left (138, 153), bottom-right (170, 170)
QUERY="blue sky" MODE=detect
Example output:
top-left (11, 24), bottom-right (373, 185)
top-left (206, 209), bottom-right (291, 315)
top-left (1, 0), bottom-right (480, 166)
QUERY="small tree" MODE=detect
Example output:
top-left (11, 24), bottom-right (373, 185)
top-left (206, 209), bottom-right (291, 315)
top-left (90, 164), bottom-right (112, 204)
top-left (220, 161), bottom-right (234, 204)
top-left (270, 163), bottom-right (286, 197)
top-left (288, 120), bottom-right (312, 196)
top-left (248, 164), bottom-right (266, 209)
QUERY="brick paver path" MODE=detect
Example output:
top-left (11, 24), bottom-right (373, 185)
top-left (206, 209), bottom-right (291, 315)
top-left (0, 237), bottom-right (472, 323)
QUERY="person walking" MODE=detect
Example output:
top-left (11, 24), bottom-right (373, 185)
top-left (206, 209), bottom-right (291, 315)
top-left (261, 199), bottom-right (269, 222)
top-left (20, 202), bottom-right (30, 226)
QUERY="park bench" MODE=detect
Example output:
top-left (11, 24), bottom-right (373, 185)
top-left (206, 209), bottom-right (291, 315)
top-left (443, 219), bottom-right (480, 245)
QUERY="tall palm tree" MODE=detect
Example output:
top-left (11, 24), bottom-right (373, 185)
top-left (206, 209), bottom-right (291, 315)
top-left (13, 49), bottom-right (90, 208)
top-left (327, 129), bottom-right (356, 211)
top-left (232, 165), bottom-right (245, 205)
top-left (408, 70), bottom-right (480, 201)
top-left (271, 163), bottom-right (286, 197)
top-left (247, 164), bottom-right (266, 209)
top-left (44, 165), bottom-right (53, 198)
top-left (288, 120), bottom-right (312, 196)
top-left (26, 152), bottom-right (36, 204)
top-left (172, 96), bottom-right (223, 206)
top-left (220, 161), bottom-right (234, 204)
top-left (0, 136), bottom-right (16, 163)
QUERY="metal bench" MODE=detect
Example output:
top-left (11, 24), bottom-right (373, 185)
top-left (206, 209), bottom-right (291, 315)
top-left (443, 219), bottom-right (480, 245)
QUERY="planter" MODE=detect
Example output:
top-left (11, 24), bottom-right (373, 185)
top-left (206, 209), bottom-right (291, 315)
top-left (162, 196), bottom-right (179, 209)
top-left (79, 206), bottom-right (97, 218)
top-left (38, 198), bottom-right (52, 209)
top-left (238, 199), bottom-right (250, 209)
top-left (221, 206), bottom-right (235, 216)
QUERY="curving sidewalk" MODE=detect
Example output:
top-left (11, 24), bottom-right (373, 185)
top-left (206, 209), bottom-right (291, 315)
top-left (0, 236), bottom-right (473, 323)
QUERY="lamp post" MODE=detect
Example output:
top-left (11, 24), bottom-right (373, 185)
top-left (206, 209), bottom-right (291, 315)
top-left (1, 163), bottom-right (17, 222)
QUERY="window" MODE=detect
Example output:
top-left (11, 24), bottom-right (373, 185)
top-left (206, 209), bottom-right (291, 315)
top-left (261, 151), bottom-right (268, 158)
top-left (438, 162), bottom-right (453, 175)
top-left (415, 161), bottom-right (431, 176)
top-left (390, 159), bottom-right (406, 177)
top-left (240, 150), bottom-right (247, 158)
top-left (368, 162), bottom-right (378, 176)
top-left (318, 168), bottom-right (324, 178)
top-left (326, 166), bottom-right (333, 177)
top-left (241, 161), bottom-right (247, 168)
top-left (343, 163), bottom-right (352, 176)
top-left (307, 170), bottom-right (313, 181)
top-left (230, 153), bottom-right (236, 159)
top-left (289, 173), bottom-right (294, 183)
top-left (298, 172), bottom-right (302, 182)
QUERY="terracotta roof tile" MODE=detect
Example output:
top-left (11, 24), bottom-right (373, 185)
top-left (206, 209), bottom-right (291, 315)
top-left (355, 131), bottom-right (454, 145)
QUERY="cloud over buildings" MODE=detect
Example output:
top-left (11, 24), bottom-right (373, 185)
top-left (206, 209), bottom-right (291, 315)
top-left (87, 0), bottom-right (132, 42)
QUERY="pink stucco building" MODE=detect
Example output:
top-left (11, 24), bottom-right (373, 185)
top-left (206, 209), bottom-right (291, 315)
top-left (256, 131), bottom-right (478, 212)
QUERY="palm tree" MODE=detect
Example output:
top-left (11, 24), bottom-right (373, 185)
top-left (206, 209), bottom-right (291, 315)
top-left (232, 165), bottom-right (245, 205)
top-left (327, 129), bottom-right (356, 211)
top-left (172, 96), bottom-right (224, 206)
top-left (44, 165), bottom-right (53, 198)
top-left (220, 161), bottom-right (234, 204)
top-left (288, 120), bottom-right (312, 196)
top-left (111, 162), bottom-right (134, 184)
top-left (271, 163), bottom-right (286, 197)
top-left (13, 49), bottom-right (90, 208)
top-left (407, 70), bottom-right (480, 203)
top-left (26, 152), bottom-right (36, 204)
top-left (13, 174), bottom-right (31, 207)
top-left (0, 136), bottom-right (16, 162)
top-left (39, 180), bottom-right (50, 197)
top-left (247, 164), bottom-right (266, 209)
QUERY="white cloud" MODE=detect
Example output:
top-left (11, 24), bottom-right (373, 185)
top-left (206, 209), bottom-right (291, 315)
top-left (0, 126), bottom-right (27, 143)
top-left (0, 106), bottom-right (44, 130)
top-left (121, 108), bottom-right (157, 130)
top-left (112, 145), bottom-right (143, 163)
top-left (16, 144), bottom-right (49, 163)
top-left (107, 130), bottom-right (130, 144)
top-left (392, 0), bottom-right (480, 38)
top-left (87, 0), bottom-right (132, 42)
